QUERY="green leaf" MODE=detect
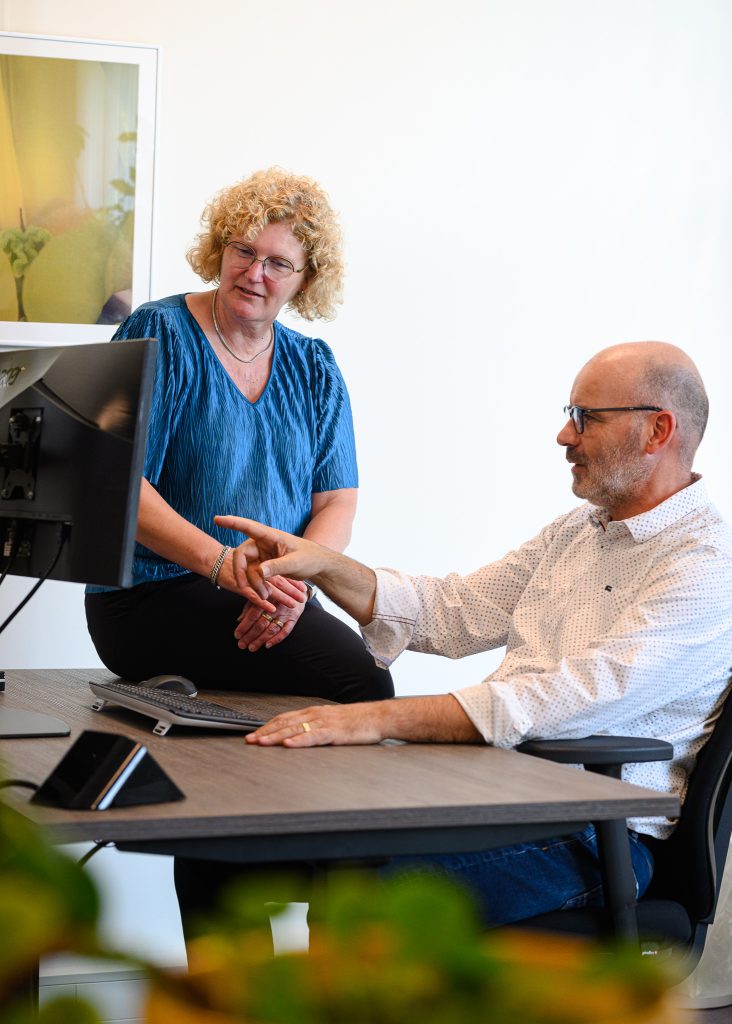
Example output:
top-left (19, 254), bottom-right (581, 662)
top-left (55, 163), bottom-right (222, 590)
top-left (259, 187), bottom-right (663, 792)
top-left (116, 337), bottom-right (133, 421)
top-left (110, 179), bottom-right (135, 197)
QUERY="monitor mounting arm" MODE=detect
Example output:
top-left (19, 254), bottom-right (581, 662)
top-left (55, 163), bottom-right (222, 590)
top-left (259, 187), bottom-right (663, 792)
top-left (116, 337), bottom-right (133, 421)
top-left (0, 408), bottom-right (42, 501)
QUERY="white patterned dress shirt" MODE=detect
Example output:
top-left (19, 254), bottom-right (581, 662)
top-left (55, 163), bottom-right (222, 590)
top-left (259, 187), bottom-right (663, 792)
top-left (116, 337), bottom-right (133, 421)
top-left (362, 477), bottom-right (732, 837)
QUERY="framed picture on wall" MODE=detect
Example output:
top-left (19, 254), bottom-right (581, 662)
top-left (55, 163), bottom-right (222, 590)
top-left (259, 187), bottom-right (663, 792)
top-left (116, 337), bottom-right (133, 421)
top-left (0, 32), bottom-right (158, 346)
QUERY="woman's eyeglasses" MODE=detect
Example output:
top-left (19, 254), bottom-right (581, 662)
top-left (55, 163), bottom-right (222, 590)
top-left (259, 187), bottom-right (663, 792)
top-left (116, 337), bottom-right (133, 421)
top-left (225, 242), bottom-right (307, 281)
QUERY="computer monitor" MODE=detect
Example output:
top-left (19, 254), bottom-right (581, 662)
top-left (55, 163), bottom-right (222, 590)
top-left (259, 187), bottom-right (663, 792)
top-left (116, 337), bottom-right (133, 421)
top-left (0, 339), bottom-right (157, 738)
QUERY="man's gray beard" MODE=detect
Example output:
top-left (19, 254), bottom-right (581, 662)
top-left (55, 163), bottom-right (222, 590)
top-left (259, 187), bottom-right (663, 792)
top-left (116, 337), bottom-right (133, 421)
top-left (572, 436), bottom-right (649, 511)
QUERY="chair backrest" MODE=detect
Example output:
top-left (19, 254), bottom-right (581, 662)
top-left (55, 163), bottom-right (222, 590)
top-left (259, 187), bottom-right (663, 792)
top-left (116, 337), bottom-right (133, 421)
top-left (646, 682), bottom-right (732, 926)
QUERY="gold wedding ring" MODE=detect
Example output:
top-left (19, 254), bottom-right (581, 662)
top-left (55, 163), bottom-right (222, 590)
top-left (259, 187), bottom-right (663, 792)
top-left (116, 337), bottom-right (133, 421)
top-left (301, 722), bottom-right (311, 733)
top-left (260, 612), bottom-right (274, 622)
top-left (274, 619), bottom-right (285, 628)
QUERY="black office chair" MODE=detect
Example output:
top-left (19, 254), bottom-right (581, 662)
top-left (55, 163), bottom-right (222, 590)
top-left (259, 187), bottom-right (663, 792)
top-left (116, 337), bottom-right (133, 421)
top-left (515, 687), bottom-right (732, 977)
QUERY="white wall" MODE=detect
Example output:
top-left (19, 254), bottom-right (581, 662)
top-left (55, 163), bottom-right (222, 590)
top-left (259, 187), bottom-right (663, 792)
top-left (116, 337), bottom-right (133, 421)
top-left (2, 0), bottom-right (730, 690)
top-left (1, 0), bottom-right (731, 964)
top-left (1, 0), bottom-right (730, 691)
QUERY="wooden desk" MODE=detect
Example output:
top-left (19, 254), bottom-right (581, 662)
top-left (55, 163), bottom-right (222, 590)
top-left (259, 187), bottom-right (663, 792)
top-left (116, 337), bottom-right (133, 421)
top-left (0, 669), bottom-right (679, 865)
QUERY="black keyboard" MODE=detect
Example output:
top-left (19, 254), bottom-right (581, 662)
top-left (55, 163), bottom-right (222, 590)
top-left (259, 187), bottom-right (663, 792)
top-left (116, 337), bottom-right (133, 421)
top-left (89, 680), bottom-right (270, 736)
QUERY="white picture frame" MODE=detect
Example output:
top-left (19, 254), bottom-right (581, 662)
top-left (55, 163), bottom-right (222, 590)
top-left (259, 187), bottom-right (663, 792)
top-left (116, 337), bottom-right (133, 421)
top-left (0, 31), bottom-right (159, 346)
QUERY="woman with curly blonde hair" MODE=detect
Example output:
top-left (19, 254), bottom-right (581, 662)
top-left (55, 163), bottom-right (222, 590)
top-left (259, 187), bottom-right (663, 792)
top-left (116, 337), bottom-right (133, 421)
top-left (85, 168), bottom-right (393, 709)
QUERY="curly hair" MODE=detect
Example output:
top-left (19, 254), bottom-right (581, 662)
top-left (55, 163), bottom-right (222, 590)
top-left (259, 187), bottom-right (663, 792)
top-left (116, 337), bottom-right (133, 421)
top-left (187, 168), bottom-right (344, 321)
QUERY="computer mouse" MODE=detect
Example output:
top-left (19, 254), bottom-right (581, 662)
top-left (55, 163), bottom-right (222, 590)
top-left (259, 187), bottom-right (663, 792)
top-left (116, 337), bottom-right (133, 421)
top-left (140, 674), bottom-right (198, 697)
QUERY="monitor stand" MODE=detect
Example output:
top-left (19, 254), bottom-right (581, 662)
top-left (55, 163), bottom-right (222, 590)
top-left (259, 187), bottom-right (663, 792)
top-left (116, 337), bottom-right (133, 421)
top-left (0, 708), bottom-right (70, 738)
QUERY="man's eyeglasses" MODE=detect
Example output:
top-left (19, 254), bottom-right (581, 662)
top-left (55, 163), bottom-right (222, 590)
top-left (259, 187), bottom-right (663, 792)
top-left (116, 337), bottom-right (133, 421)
top-left (563, 405), bottom-right (663, 435)
top-left (225, 242), bottom-right (307, 281)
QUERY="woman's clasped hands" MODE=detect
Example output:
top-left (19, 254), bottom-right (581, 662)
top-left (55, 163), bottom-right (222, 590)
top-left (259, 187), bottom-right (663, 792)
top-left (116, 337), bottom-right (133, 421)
top-left (216, 514), bottom-right (326, 652)
top-left (234, 574), bottom-right (307, 651)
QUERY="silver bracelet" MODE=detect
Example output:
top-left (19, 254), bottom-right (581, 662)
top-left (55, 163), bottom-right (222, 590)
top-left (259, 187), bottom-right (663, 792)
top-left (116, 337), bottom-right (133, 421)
top-left (304, 579), bottom-right (317, 601)
top-left (209, 545), bottom-right (231, 588)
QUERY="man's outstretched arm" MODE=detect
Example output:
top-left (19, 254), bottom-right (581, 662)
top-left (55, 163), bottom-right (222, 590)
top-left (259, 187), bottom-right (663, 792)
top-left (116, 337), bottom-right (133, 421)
top-left (213, 515), bottom-right (483, 747)
top-left (214, 515), bottom-right (378, 626)
top-left (245, 693), bottom-right (483, 747)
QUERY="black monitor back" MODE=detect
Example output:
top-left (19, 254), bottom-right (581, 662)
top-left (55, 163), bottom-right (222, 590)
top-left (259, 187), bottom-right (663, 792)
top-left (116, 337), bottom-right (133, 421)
top-left (0, 339), bottom-right (156, 588)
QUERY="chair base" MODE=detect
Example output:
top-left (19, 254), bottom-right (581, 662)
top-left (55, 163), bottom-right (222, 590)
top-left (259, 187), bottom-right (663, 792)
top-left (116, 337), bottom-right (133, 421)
top-left (513, 899), bottom-right (693, 951)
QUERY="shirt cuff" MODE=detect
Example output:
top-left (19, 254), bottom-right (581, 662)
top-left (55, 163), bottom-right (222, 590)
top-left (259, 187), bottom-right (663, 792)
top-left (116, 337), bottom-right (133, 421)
top-left (360, 567), bottom-right (421, 668)
top-left (451, 687), bottom-right (493, 743)
top-left (452, 681), bottom-right (534, 748)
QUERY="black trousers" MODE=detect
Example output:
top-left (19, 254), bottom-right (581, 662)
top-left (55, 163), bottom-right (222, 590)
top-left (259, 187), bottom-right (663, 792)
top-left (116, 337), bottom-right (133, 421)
top-left (86, 573), bottom-right (394, 944)
top-left (173, 859), bottom-right (322, 944)
top-left (85, 573), bottom-right (394, 704)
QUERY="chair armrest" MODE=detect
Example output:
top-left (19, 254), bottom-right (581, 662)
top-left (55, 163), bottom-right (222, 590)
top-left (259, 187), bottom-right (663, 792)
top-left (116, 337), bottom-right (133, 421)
top-left (516, 735), bottom-right (674, 943)
top-left (516, 735), bottom-right (673, 768)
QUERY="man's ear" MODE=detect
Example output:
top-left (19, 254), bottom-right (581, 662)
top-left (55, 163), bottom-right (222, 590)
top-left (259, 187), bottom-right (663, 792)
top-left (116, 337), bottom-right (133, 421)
top-left (646, 410), bottom-right (676, 453)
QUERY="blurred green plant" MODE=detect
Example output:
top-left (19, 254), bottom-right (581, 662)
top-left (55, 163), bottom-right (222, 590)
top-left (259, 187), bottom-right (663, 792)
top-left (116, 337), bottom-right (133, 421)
top-left (0, 222), bottom-right (52, 321)
top-left (1, 775), bottom-right (682, 1024)
top-left (148, 870), bottom-right (682, 1024)
top-left (0, 792), bottom-right (128, 1024)
top-left (107, 130), bottom-right (137, 227)
top-left (0, 129), bottom-right (137, 325)
top-left (0, 225), bottom-right (52, 280)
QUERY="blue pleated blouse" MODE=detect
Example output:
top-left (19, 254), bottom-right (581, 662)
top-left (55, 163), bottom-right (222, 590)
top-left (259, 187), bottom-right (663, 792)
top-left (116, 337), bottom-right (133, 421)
top-left (109, 294), bottom-right (358, 586)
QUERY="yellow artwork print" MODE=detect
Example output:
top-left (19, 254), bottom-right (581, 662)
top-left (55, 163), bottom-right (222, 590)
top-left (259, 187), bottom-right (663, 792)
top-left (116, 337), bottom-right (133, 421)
top-left (0, 53), bottom-right (138, 325)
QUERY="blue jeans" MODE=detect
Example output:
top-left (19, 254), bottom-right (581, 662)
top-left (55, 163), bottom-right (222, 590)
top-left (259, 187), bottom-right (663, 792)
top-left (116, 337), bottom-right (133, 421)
top-left (386, 825), bottom-right (655, 927)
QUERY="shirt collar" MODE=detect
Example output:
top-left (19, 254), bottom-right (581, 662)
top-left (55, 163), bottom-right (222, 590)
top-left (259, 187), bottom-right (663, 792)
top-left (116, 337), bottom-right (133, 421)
top-left (588, 474), bottom-right (708, 542)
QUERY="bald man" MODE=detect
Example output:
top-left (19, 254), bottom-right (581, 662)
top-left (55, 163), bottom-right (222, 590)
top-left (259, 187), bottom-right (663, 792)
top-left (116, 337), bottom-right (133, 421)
top-left (186, 343), bottom-right (732, 928)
